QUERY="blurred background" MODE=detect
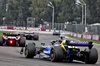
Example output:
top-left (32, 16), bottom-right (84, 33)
top-left (0, 0), bottom-right (100, 35)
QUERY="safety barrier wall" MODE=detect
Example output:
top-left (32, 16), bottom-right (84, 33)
top-left (0, 26), bottom-right (100, 41)
top-left (64, 31), bottom-right (100, 41)
top-left (0, 26), bottom-right (7, 29)
top-left (0, 26), bottom-right (45, 31)
top-left (92, 35), bottom-right (100, 41)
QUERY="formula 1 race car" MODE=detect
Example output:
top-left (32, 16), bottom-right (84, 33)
top-left (53, 32), bottom-right (60, 35)
top-left (0, 33), bottom-right (25, 47)
top-left (22, 32), bottom-right (39, 40)
top-left (21, 40), bottom-right (98, 64)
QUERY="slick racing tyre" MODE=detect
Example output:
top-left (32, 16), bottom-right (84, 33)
top-left (34, 35), bottom-right (39, 40)
top-left (50, 46), bottom-right (64, 62)
top-left (57, 32), bottom-right (60, 35)
top-left (19, 32), bottom-right (25, 37)
top-left (53, 32), bottom-right (60, 35)
top-left (20, 34), bottom-right (24, 37)
top-left (53, 32), bottom-right (56, 35)
top-left (25, 43), bottom-right (36, 58)
top-left (0, 36), bottom-right (3, 46)
top-left (85, 48), bottom-right (98, 64)
top-left (19, 37), bottom-right (25, 47)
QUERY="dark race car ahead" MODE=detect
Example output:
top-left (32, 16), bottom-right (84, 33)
top-left (53, 32), bottom-right (60, 35)
top-left (21, 39), bottom-right (98, 64)
top-left (19, 32), bottom-right (39, 40)
top-left (0, 33), bottom-right (25, 47)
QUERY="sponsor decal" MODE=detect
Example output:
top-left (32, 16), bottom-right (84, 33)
top-left (27, 27), bottom-right (41, 31)
top-left (8, 37), bottom-right (16, 39)
top-left (43, 51), bottom-right (50, 53)
top-left (0, 26), bottom-right (7, 29)
top-left (69, 40), bottom-right (89, 45)
top-left (14, 27), bottom-right (25, 30)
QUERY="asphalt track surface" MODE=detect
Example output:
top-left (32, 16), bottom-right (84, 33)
top-left (0, 33), bottom-right (100, 66)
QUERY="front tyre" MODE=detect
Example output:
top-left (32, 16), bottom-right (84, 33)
top-left (34, 35), bottom-right (39, 40)
top-left (25, 43), bottom-right (36, 58)
top-left (50, 46), bottom-right (64, 62)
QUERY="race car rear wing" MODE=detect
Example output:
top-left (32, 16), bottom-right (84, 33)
top-left (66, 40), bottom-right (93, 49)
top-left (3, 33), bottom-right (20, 36)
top-left (24, 32), bottom-right (34, 34)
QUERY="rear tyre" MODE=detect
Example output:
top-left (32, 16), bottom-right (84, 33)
top-left (0, 36), bottom-right (3, 46)
top-left (34, 35), bottom-right (39, 40)
top-left (50, 46), bottom-right (64, 62)
top-left (25, 43), bottom-right (36, 58)
top-left (53, 32), bottom-right (60, 35)
top-left (57, 33), bottom-right (60, 35)
top-left (20, 34), bottom-right (24, 37)
top-left (19, 37), bottom-right (25, 47)
top-left (53, 32), bottom-right (56, 35)
top-left (85, 48), bottom-right (98, 64)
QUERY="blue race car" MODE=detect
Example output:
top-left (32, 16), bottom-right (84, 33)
top-left (20, 40), bottom-right (98, 64)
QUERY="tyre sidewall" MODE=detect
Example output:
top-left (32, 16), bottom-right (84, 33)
top-left (25, 43), bottom-right (36, 58)
top-left (34, 35), bottom-right (39, 40)
top-left (85, 48), bottom-right (98, 64)
top-left (19, 37), bottom-right (25, 47)
top-left (50, 46), bottom-right (64, 62)
top-left (0, 36), bottom-right (3, 46)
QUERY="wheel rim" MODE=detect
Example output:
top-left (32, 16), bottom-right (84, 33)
top-left (25, 45), bottom-right (29, 57)
top-left (50, 49), bottom-right (55, 61)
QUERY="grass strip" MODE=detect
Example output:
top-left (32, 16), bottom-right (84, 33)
top-left (0, 31), bottom-right (12, 36)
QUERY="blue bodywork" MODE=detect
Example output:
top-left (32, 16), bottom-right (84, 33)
top-left (42, 43), bottom-right (70, 56)
top-left (43, 47), bottom-right (51, 55)
top-left (63, 44), bottom-right (70, 54)
top-left (68, 40), bottom-right (90, 46)
top-left (39, 45), bottom-right (52, 59)
top-left (40, 40), bottom-right (92, 58)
